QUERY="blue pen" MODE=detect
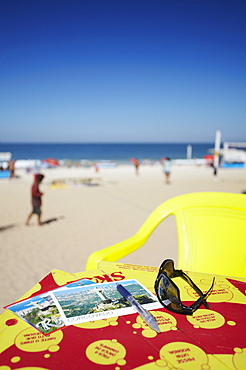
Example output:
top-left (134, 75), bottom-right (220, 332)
top-left (117, 283), bottom-right (160, 334)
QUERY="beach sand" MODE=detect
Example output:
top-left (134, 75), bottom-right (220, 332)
top-left (0, 163), bottom-right (245, 312)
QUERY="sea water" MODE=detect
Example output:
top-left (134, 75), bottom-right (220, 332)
top-left (0, 143), bottom-right (214, 164)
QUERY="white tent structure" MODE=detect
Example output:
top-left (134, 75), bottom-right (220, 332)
top-left (222, 142), bottom-right (246, 163)
top-left (0, 152), bottom-right (12, 161)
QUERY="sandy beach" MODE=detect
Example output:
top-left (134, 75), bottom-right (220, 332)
top-left (0, 163), bottom-right (245, 312)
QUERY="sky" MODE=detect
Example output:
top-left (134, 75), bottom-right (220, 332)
top-left (0, 0), bottom-right (246, 143)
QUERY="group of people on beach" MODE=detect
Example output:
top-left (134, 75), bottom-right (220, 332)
top-left (0, 160), bottom-right (16, 178)
top-left (132, 157), bottom-right (172, 183)
top-left (24, 157), bottom-right (172, 226)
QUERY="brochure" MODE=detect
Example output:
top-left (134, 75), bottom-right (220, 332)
top-left (6, 279), bottom-right (160, 335)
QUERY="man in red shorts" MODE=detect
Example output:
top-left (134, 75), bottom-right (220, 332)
top-left (26, 174), bottom-right (45, 226)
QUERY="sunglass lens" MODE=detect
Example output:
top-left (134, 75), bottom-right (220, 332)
top-left (157, 276), bottom-right (183, 312)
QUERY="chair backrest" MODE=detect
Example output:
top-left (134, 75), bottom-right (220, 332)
top-left (168, 192), bottom-right (246, 277)
top-left (86, 192), bottom-right (246, 277)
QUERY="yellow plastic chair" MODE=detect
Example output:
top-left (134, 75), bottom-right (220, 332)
top-left (86, 192), bottom-right (246, 277)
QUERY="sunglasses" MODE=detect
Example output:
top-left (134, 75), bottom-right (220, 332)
top-left (154, 259), bottom-right (215, 315)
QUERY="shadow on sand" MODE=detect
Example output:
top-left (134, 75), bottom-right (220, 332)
top-left (41, 216), bottom-right (65, 225)
top-left (0, 224), bottom-right (17, 232)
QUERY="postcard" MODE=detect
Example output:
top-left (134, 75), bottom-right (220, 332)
top-left (6, 279), bottom-right (161, 334)
top-left (5, 278), bottom-right (96, 335)
top-left (6, 292), bottom-right (65, 335)
top-left (52, 279), bottom-right (161, 326)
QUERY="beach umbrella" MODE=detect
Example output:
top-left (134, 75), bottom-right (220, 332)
top-left (42, 158), bottom-right (59, 167)
top-left (203, 154), bottom-right (214, 164)
top-left (203, 154), bottom-right (214, 160)
top-left (130, 158), bottom-right (138, 164)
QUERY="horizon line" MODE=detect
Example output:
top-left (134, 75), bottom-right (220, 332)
top-left (1, 141), bottom-right (219, 145)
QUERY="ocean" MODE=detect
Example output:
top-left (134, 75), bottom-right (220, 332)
top-left (0, 143), bottom-right (214, 164)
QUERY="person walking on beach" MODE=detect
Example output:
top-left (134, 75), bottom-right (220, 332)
top-left (163, 157), bottom-right (171, 184)
top-left (26, 174), bottom-right (44, 226)
top-left (134, 158), bottom-right (140, 175)
top-left (131, 158), bottom-right (140, 175)
top-left (9, 160), bottom-right (15, 179)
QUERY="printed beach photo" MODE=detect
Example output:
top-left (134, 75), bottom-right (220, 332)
top-left (5, 278), bottom-right (96, 335)
top-left (6, 293), bottom-right (64, 335)
top-left (52, 279), bottom-right (161, 325)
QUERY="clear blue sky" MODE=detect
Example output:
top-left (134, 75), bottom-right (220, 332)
top-left (0, 0), bottom-right (245, 143)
